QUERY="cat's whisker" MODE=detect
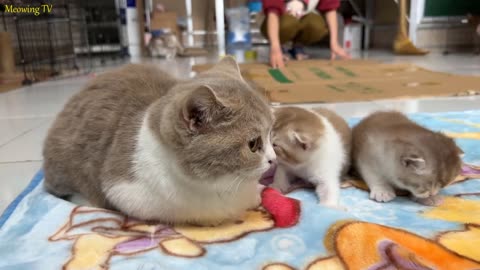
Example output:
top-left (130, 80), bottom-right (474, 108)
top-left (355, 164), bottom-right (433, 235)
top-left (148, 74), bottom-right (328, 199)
top-left (224, 174), bottom-right (241, 194)
top-left (232, 176), bottom-right (249, 196)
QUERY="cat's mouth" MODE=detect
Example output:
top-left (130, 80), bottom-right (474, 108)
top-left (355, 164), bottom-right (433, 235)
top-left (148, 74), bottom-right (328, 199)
top-left (259, 163), bottom-right (277, 186)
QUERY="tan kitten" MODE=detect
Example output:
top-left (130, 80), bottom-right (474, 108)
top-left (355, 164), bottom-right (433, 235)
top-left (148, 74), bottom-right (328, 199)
top-left (270, 107), bottom-right (351, 207)
top-left (352, 111), bottom-right (462, 206)
top-left (43, 57), bottom-right (276, 225)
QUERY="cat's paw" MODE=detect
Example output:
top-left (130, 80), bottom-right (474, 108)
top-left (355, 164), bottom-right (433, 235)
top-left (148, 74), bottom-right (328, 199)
top-left (189, 218), bottom-right (231, 227)
top-left (412, 194), bottom-right (444, 206)
top-left (370, 188), bottom-right (396, 203)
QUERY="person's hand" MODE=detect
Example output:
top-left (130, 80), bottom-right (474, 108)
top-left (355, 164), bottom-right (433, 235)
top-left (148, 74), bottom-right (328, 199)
top-left (330, 43), bottom-right (351, 60)
top-left (270, 45), bottom-right (285, 69)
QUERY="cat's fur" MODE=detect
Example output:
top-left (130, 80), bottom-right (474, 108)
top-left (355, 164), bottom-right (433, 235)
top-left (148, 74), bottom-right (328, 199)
top-left (43, 57), bottom-right (276, 225)
top-left (352, 111), bottom-right (462, 206)
top-left (270, 107), bottom-right (351, 207)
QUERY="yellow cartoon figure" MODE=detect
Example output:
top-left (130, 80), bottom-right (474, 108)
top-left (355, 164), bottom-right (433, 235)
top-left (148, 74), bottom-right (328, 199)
top-left (50, 206), bottom-right (275, 270)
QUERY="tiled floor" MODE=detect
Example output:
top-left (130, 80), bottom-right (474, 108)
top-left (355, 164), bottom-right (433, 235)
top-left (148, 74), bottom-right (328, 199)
top-left (0, 49), bottom-right (479, 213)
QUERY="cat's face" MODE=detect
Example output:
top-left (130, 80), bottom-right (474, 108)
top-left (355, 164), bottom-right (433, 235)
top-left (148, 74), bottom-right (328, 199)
top-left (155, 57), bottom-right (276, 181)
top-left (393, 134), bottom-right (462, 198)
top-left (271, 107), bottom-right (324, 167)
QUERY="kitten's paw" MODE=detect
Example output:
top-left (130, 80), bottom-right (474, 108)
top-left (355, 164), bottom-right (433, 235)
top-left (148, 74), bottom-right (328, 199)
top-left (320, 201), bottom-right (347, 211)
top-left (270, 181), bottom-right (290, 194)
top-left (413, 194), bottom-right (444, 206)
top-left (370, 188), bottom-right (396, 202)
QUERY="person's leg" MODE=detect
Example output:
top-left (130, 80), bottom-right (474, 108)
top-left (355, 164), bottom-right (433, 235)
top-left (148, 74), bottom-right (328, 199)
top-left (286, 13), bottom-right (328, 60)
top-left (261, 14), bottom-right (301, 44)
top-left (393, 0), bottom-right (429, 55)
top-left (296, 13), bottom-right (329, 45)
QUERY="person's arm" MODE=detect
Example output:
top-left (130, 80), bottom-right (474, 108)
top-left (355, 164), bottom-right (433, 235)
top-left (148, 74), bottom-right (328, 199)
top-left (325, 10), bottom-right (350, 60)
top-left (267, 12), bottom-right (285, 68)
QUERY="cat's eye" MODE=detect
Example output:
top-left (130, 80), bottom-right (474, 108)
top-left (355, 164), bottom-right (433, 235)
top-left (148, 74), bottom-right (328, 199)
top-left (248, 137), bottom-right (262, 153)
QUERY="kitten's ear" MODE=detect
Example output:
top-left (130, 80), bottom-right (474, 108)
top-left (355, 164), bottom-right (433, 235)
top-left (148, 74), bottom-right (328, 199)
top-left (401, 155), bottom-right (427, 174)
top-left (182, 85), bottom-right (225, 133)
top-left (292, 131), bottom-right (309, 150)
top-left (207, 56), bottom-right (243, 80)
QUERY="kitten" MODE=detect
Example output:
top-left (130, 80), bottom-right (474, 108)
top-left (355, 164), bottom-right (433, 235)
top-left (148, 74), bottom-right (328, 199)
top-left (270, 107), bottom-right (351, 207)
top-left (352, 111), bottom-right (462, 206)
top-left (43, 57), bottom-right (276, 225)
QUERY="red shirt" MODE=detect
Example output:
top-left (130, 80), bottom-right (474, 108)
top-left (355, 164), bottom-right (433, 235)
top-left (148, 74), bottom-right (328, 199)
top-left (262, 0), bottom-right (340, 16)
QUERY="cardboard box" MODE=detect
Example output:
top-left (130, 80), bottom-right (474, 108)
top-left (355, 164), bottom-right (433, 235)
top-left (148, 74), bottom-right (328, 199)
top-left (193, 59), bottom-right (480, 104)
top-left (0, 72), bottom-right (23, 94)
top-left (150, 11), bottom-right (179, 33)
top-left (0, 32), bottom-right (16, 74)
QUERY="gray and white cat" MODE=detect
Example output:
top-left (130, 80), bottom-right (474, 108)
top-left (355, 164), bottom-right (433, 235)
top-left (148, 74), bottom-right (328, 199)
top-left (352, 111), bottom-right (462, 206)
top-left (43, 57), bottom-right (276, 225)
top-left (270, 107), bottom-right (351, 207)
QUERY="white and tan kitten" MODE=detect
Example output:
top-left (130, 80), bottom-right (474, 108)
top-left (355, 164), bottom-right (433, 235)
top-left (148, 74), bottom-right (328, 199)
top-left (43, 57), bottom-right (276, 225)
top-left (270, 107), bottom-right (351, 207)
top-left (352, 111), bottom-right (462, 206)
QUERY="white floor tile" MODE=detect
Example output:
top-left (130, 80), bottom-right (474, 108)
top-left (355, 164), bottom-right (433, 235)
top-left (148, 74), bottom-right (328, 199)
top-left (0, 118), bottom-right (47, 146)
top-left (0, 77), bottom-right (87, 119)
top-left (0, 161), bottom-right (42, 213)
top-left (0, 118), bottom-right (53, 163)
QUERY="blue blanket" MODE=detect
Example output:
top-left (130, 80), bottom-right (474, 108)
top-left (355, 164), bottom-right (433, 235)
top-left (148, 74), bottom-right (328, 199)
top-left (1, 111), bottom-right (480, 270)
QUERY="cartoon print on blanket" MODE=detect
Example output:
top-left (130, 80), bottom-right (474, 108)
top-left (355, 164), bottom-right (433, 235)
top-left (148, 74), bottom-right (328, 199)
top-left (50, 207), bottom-right (275, 269)
top-left (49, 187), bottom-right (301, 270)
top-left (264, 219), bottom-right (480, 270)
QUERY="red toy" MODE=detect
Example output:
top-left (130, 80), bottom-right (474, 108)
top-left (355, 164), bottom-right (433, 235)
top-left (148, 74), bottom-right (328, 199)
top-left (260, 187), bottom-right (301, 228)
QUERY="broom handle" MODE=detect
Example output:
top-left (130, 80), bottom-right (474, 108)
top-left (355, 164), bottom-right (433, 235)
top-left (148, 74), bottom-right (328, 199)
top-left (398, 0), bottom-right (408, 36)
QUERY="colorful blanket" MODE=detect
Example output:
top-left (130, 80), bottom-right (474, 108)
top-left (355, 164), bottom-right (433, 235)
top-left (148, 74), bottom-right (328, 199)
top-left (1, 111), bottom-right (480, 270)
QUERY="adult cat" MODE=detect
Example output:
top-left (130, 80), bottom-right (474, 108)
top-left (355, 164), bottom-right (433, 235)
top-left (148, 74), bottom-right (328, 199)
top-left (43, 57), bottom-right (276, 225)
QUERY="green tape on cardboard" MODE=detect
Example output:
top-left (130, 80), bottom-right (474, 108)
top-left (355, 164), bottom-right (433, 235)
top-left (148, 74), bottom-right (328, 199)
top-left (309, 67), bottom-right (332, 79)
top-left (268, 69), bottom-right (293, 83)
top-left (327, 85), bottom-right (346, 92)
top-left (336, 66), bottom-right (356, 77)
top-left (289, 69), bottom-right (301, 79)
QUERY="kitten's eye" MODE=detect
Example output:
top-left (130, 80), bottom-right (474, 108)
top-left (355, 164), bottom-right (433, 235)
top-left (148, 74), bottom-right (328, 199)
top-left (248, 137), bottom-right (262, 153)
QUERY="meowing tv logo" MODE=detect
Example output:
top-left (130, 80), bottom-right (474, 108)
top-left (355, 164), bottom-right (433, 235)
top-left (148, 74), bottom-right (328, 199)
top-left (2, 4), bottom-right (53, 16)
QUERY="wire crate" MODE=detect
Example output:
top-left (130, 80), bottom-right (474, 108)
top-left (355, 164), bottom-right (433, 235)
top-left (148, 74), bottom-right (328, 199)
top-left (1, 0), bottom-right (94, 84)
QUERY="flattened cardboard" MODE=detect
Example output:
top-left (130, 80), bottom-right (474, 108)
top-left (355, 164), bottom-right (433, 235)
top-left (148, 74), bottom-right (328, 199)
top-left (193, 60), bottom-right (480, 104)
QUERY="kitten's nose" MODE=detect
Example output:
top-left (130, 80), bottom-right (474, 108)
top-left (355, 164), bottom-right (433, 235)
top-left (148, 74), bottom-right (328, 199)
top-left (264, 142), bottom-right (276, 163)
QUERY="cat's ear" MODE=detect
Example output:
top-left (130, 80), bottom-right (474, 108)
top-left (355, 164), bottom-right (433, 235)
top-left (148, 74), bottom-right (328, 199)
top-left (292, 131), bottom-right (309, 150)
top-left (182, 85), bottom-right (225, 133)
top-left (401, 154), bottom-right (427, 174)
top-left (207, 56), bottom-right (243, 80)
